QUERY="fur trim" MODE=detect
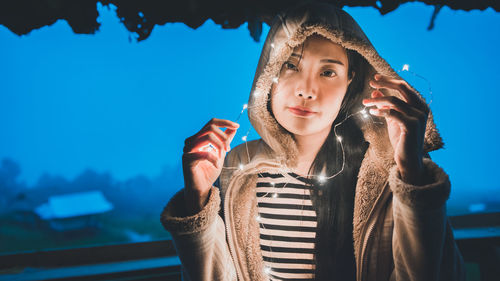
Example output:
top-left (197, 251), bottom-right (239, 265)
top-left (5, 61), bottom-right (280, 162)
top-left (223, 171), bottom-right (264, 281)
top-left (352, 145), bottom-right (392, 259)
top-left (218, 3), bottom-right (448, 279)
top-left (246, 6), bottom-right (445, 262)
top-left (235, 175), bottom-right (266, 281)
top-left (388, 158), bottom-right (451, 210)
top-left (247, 7), bottom-right (443, 172)
top-left (160, 186), bottom-right (220, 235)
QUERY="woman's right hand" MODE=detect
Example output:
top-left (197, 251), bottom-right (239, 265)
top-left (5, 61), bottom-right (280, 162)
top-left (182, 118), bottom-right (239, 214)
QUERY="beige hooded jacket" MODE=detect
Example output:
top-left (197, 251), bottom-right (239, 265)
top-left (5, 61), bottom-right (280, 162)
top-left (160, 2), bottom-right (465, 281)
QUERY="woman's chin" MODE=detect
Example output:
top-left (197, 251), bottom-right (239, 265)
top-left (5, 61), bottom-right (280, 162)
top-left (276, 116), bottom-right (331, 137)
top-left (285, 125), bottom-right (325, 137)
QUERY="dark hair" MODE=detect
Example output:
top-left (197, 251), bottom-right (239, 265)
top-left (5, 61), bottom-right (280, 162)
top-left (267, 41), bottom-right (369, 280)
top-left (308, 48), bottom-right (369, 280)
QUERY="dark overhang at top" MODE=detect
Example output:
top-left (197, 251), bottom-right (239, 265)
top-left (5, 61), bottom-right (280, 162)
top-left (1, 0), bottom-right (498, 42)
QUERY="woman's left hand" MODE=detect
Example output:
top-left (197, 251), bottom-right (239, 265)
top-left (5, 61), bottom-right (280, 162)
top-left (362, 74), bottom-right (430, 185)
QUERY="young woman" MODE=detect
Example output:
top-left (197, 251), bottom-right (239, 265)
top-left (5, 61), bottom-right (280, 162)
top-left (161, 2), bottom-right (465, 281)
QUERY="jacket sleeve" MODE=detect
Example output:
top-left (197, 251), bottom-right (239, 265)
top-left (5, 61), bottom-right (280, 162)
top-left (388, 157), bottom-right (466, 281)
top-left (160, 186), bottom-right (237, 281)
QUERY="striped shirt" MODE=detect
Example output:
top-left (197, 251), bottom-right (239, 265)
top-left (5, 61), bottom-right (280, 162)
top-left (256, 172), bottom-right (317, 281)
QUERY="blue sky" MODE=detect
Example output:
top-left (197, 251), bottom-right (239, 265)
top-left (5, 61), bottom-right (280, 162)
top-left (1, 3), bottom-right (499, 213)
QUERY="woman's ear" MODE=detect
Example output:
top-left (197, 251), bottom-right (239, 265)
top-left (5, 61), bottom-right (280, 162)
top-left (348, 71), bottom-right (355, 86)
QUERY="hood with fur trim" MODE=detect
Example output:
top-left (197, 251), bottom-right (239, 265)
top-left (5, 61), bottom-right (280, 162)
top-left (247, 2), bottom-right (443, 169)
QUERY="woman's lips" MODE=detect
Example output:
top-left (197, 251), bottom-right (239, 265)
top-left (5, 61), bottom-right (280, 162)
top-left (288, 106), bottom-right (316, 117)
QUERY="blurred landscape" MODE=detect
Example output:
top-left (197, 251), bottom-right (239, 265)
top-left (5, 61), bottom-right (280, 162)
top-left (1, 154), bottom-right (499, 255)
top-left (0, 157), bottom-right (181, 254)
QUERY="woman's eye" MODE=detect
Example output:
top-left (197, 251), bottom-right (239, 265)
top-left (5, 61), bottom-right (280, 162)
top-left (321, 70), bottom-right (337, 77)
top-left (284, 62), bottom-right (297, 71)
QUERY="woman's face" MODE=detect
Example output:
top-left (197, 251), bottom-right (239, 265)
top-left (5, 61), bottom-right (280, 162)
top-left (271, 34), bottom-right (352, 137)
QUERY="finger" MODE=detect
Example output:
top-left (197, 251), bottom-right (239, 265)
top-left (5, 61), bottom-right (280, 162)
top-left (184, 132), bottom-right (226, 157)
top-left (183, 151), bottom-right (219, 169)
top-left (363, 93), bottom-right (424, 118)
top-left (188, 119), bottom-right (239, 148)
top-left (370, 74), bottom-right (429, 113)
top-left (371, 89), bottom-right (383, 98)
top-left (198, 124), bottom-right (240, 152)
top-left (369, 76), bottom-right (409, 103)
top-left (225, 128), bottom-right (238, 150)
top-left (198, 124), bottom-right (231, 151)
top-left (193, 133), bottom-right (225, 157)
top-left (369, 108), bottom-right (417, 133)
top-left (203, 118), bottom-right (240, 130)
top-left (186, 125), bottom-right (228, 151)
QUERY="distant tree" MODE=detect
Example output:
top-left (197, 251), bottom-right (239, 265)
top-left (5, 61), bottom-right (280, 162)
top-left (0, 158), bottom-right (26, 213)
top-left (0, 157), bottom-right (183, 218)
top-left (0, 158), bottom-right (21, 188)
top-left (72, 169), bottom-right (114, 193)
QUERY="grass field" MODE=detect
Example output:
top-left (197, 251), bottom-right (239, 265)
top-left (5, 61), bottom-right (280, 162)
top-left (0, 213), bottom-right (171, 254)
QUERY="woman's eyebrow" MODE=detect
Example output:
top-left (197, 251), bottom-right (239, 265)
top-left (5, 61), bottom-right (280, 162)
top-left (290, 53), bottom-right (344, 66)
top-left (320, 58), bottom-right (344, 66)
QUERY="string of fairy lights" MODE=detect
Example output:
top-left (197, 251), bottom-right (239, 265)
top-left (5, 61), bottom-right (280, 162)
top-left (210, 64), bottom-right (431, 178)
top-left (198, 63), bottom-right (432, 278)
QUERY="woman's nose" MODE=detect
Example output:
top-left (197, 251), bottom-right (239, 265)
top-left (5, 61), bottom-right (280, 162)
top-left (295, 90), bottom-right (316, 100)
top-left (295, 74), bottom-right (317, 100)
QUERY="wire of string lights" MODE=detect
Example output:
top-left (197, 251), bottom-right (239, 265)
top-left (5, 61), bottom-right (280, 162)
top-left (199, 63), bottom-right (432, 182)
top-left (216, 64), bottom-right (432, 181)
top-left (197, 64), bottom-right (433, 277)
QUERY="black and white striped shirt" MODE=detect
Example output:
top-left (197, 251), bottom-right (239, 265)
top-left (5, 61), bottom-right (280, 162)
top-left (256, 172), bottom-right (317, 280)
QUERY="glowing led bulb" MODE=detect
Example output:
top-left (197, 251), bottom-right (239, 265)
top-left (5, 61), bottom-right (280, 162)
top-left (360, 108), bottom-right (369, 118)
top-left (243, 104), bottom-right (248, 109)
top-left (270, 182), bottom-right (275, 186)
top-left (256, 215), bottom-right (262, 222)
top-left (239, 164), bottom-right (244, 170)
top-left (272, 77), bottom-right (279, 83)
top-left (270, 43), bottom-right (275, 48)
top-left (242, 135), bottom-right (247, 141)
top-left (402, 64), bottom-right (410, 71)
top-left (272, 193), bottom-right (278, 198)
top-left (264, 266), bottom-right (271, 274)
top-left (337, 136), bottom-right (342, 142)
top-left (199, 143), bottom-right (216, 153)
top-left (318, 175), bottom-right (326, 183)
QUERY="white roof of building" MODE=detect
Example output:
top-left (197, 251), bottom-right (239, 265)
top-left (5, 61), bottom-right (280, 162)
top-left (35, 190), bottom-right (113, 220)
